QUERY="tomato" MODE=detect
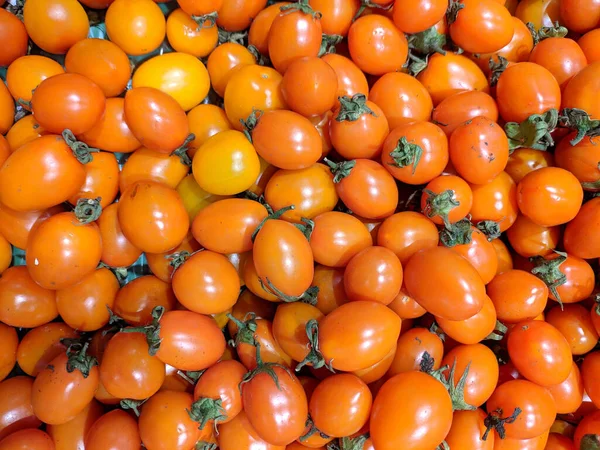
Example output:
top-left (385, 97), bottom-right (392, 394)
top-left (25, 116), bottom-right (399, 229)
top-left (23, 0), bottom-right (88, 54)
top-left (47, 400), bottom-right (104, 450)
top-left (487, 270), bottom-right (548, 324)
top-left (470, 172), bottom-right (518, 233)
top-left (218, 410), bottom-right (284, 450)
top-left (559, 0), bottom-right (600, 33)
top-left (417, 53), bottom-right (489, 106)
top-left (578, 29), bottom-right (600, 63)
top-left (0, 376), bottom-right (41, 441)
top-left (6, 115), bottom-right (46, 152)
top-left (387, 327), bottom-right (444, 376)
top-left (207, 43), bottom-right (257, 99)
top-left (70, 152), bottom-right (119, 209)
top-left (421, 174), bottom-right (473, 225)
top-left (228, 289), bottom-right (277, 335)
top-left (105, 0), bottom-right (166, 56)
top-left (529, 38), bottom-right (587, 90)
top-left (547, 304), bottom-right (599, 355)
top-left (321, 53), bottom-right (369, 102)
top-left (312, 265), bottom-right (348, 315)
top-left (563, 62), bottom-right (600, 121)
top-left (0, 83), bottom-right (12, 138)
top-left (5, 56), bottom-right (64, 110)
top-left (405, 246), bottom-right (486, 320)
top-left (506, 214), bottom-right (561, 258)
top-left (505, 150), bottom-right (554, 188)
top-left (176, 174), bottom-right (227, 221)
top-left (247, 3), bottom-right (287, 54)
top-left (0, 429), bottom-right (54, 450)
top-left (0, 234), bottom-right (9, 276)
top-left (242, 256), bottom-right (280, 303)
top-left (431, 92), bottom-right (496, 138)
top-left (177, 0), bottom-right (221, 14)
top-left (555, 134), bottom-right (600, 191)
top-left (96, 203), bottom-right (141, 268)
top-left (517, 167), bottom-right (583, 227)
top-left (486, 379), bottom-right (556, 439)
top-left (0, 266), bottom-right (58, 328)
top-left (391, 0), bottom-right (446, 33)
top-left (120, 148), bottom-right (187, 193)
top-left (371, 371), bottom-right (452, 450)
top-left (234, 317), bottom-right (293, 370)
top-left (437, 295), bottom-right (497, 345)
top-left (85, 409), bottom-right (141, 450)
top-left (537, 253), bottom-right (595, 304)
top-left (65, 38), bottom-right (131, 98)
top-left (546, 362), bottom-right (584, 415)
top-left (187, 104), bottom-right (232, 158)
top-left (166, 9), bottom-right (219, 58)
top-left (0, 324), bottom-right (16, 382)
top-left (217, 0), bottom-right (268, 32)
top-left (100, 331), bottom-right (165, 399)
top-left (348, 15), bottom-right (407, 75)
top-left (545, 433), bottom-right (576, 450)
top-left (508, 320), bottom-right (572, 386)
top-left (32, 346), bottom-right (99, 425)
top-left (564, 198), bottom-right (600, 260)
top-left (446, 409), bottom-right (494, 450)
top-left (114, 275), bottom-right (176, 326)
top-left (268, 4), bottom-right (322, 74)
top-left (328, 159), bottom-right (398, 219)
top-left (515, 0), bottom-right (560, 29)
top-left (582, 351), bottom-right (600, 409)
top-left (0, 9), bottom-right (27, 67)
top-left (377, 212), bottom-right (438, 266)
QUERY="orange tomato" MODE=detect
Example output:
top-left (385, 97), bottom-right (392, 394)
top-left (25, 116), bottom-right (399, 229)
top-left (0, 82), bottom-right (13, 136)
top-left (5, 55), bottom-right (64, 110)
top-left (0, 9), bottom-right (27, 67)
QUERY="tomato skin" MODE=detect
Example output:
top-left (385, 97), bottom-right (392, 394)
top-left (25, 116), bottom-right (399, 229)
top-left (392, 0), bottom-right (446, 33)
top-left (187, 104), bottom-right (233, 158)
top-left (377, 212), bottom-right (438, 266)
top-left (555, 135), bottom-right (600, 191)
top-left (319, 301), bottom-right (401, 372)
top-left (166, 9), bottom-right (219, 58)
top-left (446, 226), bottom-right (498, 285)
top-left (529, 38), bottom-right (587, 90)
top-left (470, 172), bottom-right (518, 233)
top-left (432, 91), bottom-right (498, 137)
top-left (100, 331), bottom-right (165, 400)
top-left (272, 302), bottom-right (322, 364)
top-left (582, 351), bottom-right (600, 409)
top-left (421, 174), bottom-right (473, 225)
top-left (0, 10), bottom-right (27, 67)
top-left (207, 43), bottom-right (257, 99)
top-left (312, 265), bottom-right (349, 315)
top-left (0, 235), bottom-right (10, 276)
top-left (0, 135), bottom-right (86, 212)
top-left (236, 318), bottom-right (293, 370)
top-left (321, 53), bottom-right (370, 102)
top-left (445, 409), bottom-right (494, 450)
top-left (105, 0), bottom-right (166, 56)
top-left (47, 400), bottom-right (104, 450)
top-left (23, 0), bottom-right (89, 54)
top-left (487, 270), bottom-right (548, 324)
top-left (0, 376), bottom-right (42, 441)
top-left (547, 303), bottom-right (598, 355)
top-left (217, 0), bottom-right (268, 32)
top-left (0, 429), bottom-right (55, 450)
top-left (563, 62), bottom-right (600, 120)
top-left (242, 256), bottom-right (280, 303)
top-left (542, 254), bottom-right (595, 304)
top-left (437, 295), bottom-right (497, 345)
top-left (68, 152), bottom-right (119, 209)
top-left (545, 433), bottom-right (576, 450)
top-left (559, 0), bottom-right (600, 33)
top-left (6, 56), bottom-right (64, 110)
top-left (0, 324), bottom-right (17, 383)
top-left (85, 409), bottom-right (141, 450)
top-left (387, 327), bottom-right (444, 376)
top-left (249, 3), bottom-right (290, 54)
top-left (506, 214), bottom-right (560, 258)
top-left (515, 0), bottom-right (560, 29)
top-left (486, 379), bottom-right (556, 439)
top-left (564, 197), bottom-right (600, 259)
top-left (114, 275), bottom-right (176, 326)
top-left (121, 147), bottom-right (188, 194)
top-left (371, 371), bottom-right (453, 450)
top-left (97, 203), bottom-right (142, 268)
top-left (124, 87), bottom-right (189, 154)
top-left (546, 362), bottom-right (584, 415)
top-left (0, 82), bottom-right (13, 137)
top-left (508, 320), bottom-right (572, 387)
top-left (578, 29), bottom-right (600, 63)
top-left (218, 410), bottom-right (285, 450)
top-left (6, 115), bottom-right (46, 153)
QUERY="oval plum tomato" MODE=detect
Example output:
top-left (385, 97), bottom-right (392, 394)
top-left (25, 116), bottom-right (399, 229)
top-left (487, 270), bottom-right (548, 324)
top-left (0, 266), bottom-right (58, 328)
top-left (97, 203), bottom-right (142, 268)
top-left (496, 62), bottom-right (561, 123)
top-left (248, 110), bottom-right (322, 170)
top-left (0, 324), bottom-right (16, 382)
top-left (0, 376), bottom-right (41, 440)
top-left (446, 409), bottom-right (494, 450)
top-left (534, 252), bottom-right (595, 305)
top-left (515, 0), bottom-right (560, 30)
top-left (268, 3), bottom-right (322, 73)
top-left (23, 0), bottom-right (89, 54)
top-left (132, 52), bottom-right (210, 112)
top-left (382, 121), bottom-right (448, 185)
top-left (312, 265), bottom-right (349, 315)
top-left (139, 390), bottom-right (203, 450)
top-left (311, 0), bottom-right (359, 36)
top-left (5, 55), bottom-right (64, 110)
top-left (529, 37), bottom-right (587, 89)
top-left (217, 0), bottom-right (268, 32)
top-left (548, 303), bottom-right (599, 355)
top-left (224, 65), bottom-right (287, 131)
top-left (68, 152), bottom-right (119, 208)
top-left (192, 130), bottom-right (261, 195)
top-left (469, 171), bottom-right (518, 232)
top-left (105, 0), bottom-right (166, 56)
top-left (0, 429), bottom-right (54, 450)
top-left (16, 323), bottom-right (78, 377)
top-left (100, 331), bottom-right (165, 400)
top-left (5, 115), bottom-right (46, 152)
top-left (555, 135), bottom-right (600, 191)
top-left (564, 197), bottom-right (600, 259)
top-left (233, 317), bottom-right (293, 370)
top-left (387, 327), bottom-right (444, 376)
top-left (187, 104), bottom-right (233, 158)
top-left (172, 251), bottom-right (240, 315)
top-left (229, 291), bottom-right (276, 335)
top-left (242, 256), bottom-right (280, 303)
top-left (508, 320), bottom-right (572, 386)
top-left (329, 94), bottom-right (389, 160)
top-left (310, 374), bottom-right (371, 437)
top-left (32, 346), bottom-right (99, 425)
top-left (65, 39), bottom-right (132, 98)
top-left (506, 214), bottom-right (560, 257)
top-left (321, 53), bottom-right (370, 101)
top-left (248, 3), bottom-right (290, 54)
top-left (166, 9), bottom-right (219, 58)
top-left (369, 72), bottom-right (434, 129)
top-left (31, 73), bottom-right (106, 136)
top-left (0, 10), bottom-right (27, 67)
top-left (281, 57), bottom-right (338, 118)
top-left (405, 246), bottom-right (486, 320)
top-left (207, 43), bottom-right (257, 98)
top-left (578, 29), bottom-right (600, 63)
top-left (437, 295), bottom-right (497, 345)
top-left (192, 198), bottom-right (268, 254)
top-left (421, 174), bottom-right (473, 226)
top-left (146, 232), bottom-right (201, 283)
top-left (559, 0), bottom-right (600, 33)
top-left (46, 400), bottom-right (103, 450)
top-left (272, 302), bottom-right (323, 363)
top-left (575, 411), bottom-right (600, 450)
top-left (79, 98), bottom-right (141, 154)
top-left (115, 278), bottom-right (175, 328)
top-left (392, 0), bottom-right (446, 33)
top-left (377, 211), bottom-right (438, 266)
top-left (433, 91), bottom-right (498, 137)
top-left (563, 62), bottom-right (600, 120)
top-left (344, 246), bottom-right (403, 305)
top-left (118, 181), bottom-right (189, 254)
top-left (449, 117), bottom-right (510, 185)
top-left (253, 217), bottom-right (314, 299)
top-left (218, 411), bottom-right (283, 450)
top-left (85, 409), bottom-right (141, 450)
top-left (517, 167), bottom-right (583, 227)
top-left (486, 379), bottom-right (556, 439)
top-left (417, 53), bottom-right (489, 106)
top-left (124, 87), bottom-right (189, 154)
top-left (371, 371), bottom-right (453, 450)
top-left (120, 147), bottom-right (188, 193)
top-left (177, 0), bottom-right (221, 15)
top-left (449, 0), bottom-right (514, 54)
top-left (327, 159), bottom-right (399, 219)
top-left (546, 362), bottom-right (584, 415)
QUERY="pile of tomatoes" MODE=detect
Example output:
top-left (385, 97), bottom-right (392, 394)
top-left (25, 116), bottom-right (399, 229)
top-left (4, 0), bottom-right (600, 449)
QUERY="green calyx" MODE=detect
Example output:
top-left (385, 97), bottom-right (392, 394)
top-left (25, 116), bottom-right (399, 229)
top-left (251, 204), bottom-right (295, 241)
top-left (422, 188), bottom-right (458, 228)
top-left (62, 129), bottom-right (99, 164)
top-left (239, 342), bottom-right (294, 391)
top-left (476, 220), bottom-right (502, 241)
top-left (300, 415), bottom-right (331, 443)
top-left (240, 109), bottom-right (264, 143)
top-left (559, 108), bottom-right (600, 146)
top-left (436, 441), bottom-right (450, 450)
top-left (259, 278), bottom-right (320, 305)
top-left (484, 320), bottom-right (508, 341)
top-left (439, 218), bottom-right (473, 248)
top-left (247, 45), bottom-right (271, 66)
top-left (191, 12), bottom-right (218, 28)
top-left (445, 0), bottom-right (464, 26)
top-left (423, 356), bottom-right (477, 412)
top-left (188, 397), bottom-right (227, 430)
top-left (408, 26), bottom-right (447, 56)
top-left (387, 137), bottom-right (423, 175)
top-left (65, 341), bottom-right (98, 379)
top-left (489, 55), bottom-right (509, 87)
top-left (581, 434), bottom-right (600, 450)
top-left (236, 191), bottom-right (274, 214)
top-left (528, 21), bottom-right (568, 46)
top-left (74, 197), bottom-right (103, 224)
top-left (218, 29), bottom-right (247, 45)
top-left (280, 0), bottom-right (322, 19)
top-left (295, 319), bottom-right (335, 373)
top-left (530, 251), bottom-right (568, 307)
top-left (119, 306), bottom-right (165, 355)
top-left (406, 53), bottom-right (430, 77)
top-left (171, 134), bottom-right (195, 167)
top-left (353, 0), bottom-right (392, 20)
top-left (340, 433), bottom-right (369, 450)
top-left (120, 398), bottom-right (148, 417)
top-left (97, 263), bottom-right (129, 286)
top-left (482, 407), bottom-right (522, 440)
top-left (195, 442), bottom-right (218, 450)
top-left (166, 250), bottom-right (192, 272)
top-left (504, 109), bottom-right (558, 152)
top-left (324, 158), bottom-right (356, 183)
top-left (319, 34), bottom-right (343, 56)
top-left (227, 312), bottom-right (258, 348)
top-left (335, 94), bottom-right (377, 122)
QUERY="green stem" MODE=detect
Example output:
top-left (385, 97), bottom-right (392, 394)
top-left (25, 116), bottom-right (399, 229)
top-left (62, 129), bottom-right (99, 164)
top-left (482, 407), bottom-right (522, 440)
top-left (74, 198), bottom-right (102, 224)
top-left (530, 251), bottom-right (568, 308)
top-left (323, 158), bottom-right (356, 183)
top-left (504, 109), bottom-right (558, 152)
top-left (65, 341), bottom-right (98, 378)
top-left (335, 94), bottom-right (376, 122)
top-left (295, 319), bottom-right (334, 372)
top-left (119, 306), bottom-right (165, 355)
top-left (439, 218), bottom-right (473, 248)
top-left (422, 189), bottom-right (458, 228)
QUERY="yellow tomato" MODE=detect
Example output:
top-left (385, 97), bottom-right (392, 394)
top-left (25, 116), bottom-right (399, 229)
top-left (132, 52), bottom-right (210, 111)
top-left (187, 104), bottom-right (232, 158)
top-left (105, 0), bottom-right (166, 56)
top-left (176, 174), bottom-right (227, 221)
top-left (515, 0), bottom-right (560, 30)
top-left (192, 130), bottom-right (260, 196)
top-left (166, 9), bottom-right (219, 58)
top-left (212, 308), bottom-right (232, 329)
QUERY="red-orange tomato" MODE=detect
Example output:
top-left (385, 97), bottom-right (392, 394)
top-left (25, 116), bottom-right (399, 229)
top-left (563, 62), bottom-right (600, 120)
top-left (235, 318), bottom-right (293, 370)
top-left (85, 409), bottom-right (141, 450)
top-left (120, 146), bottom-right (189, 192)
top-left (218, 411), bottom-right (284, 450)
top-left (546, 361), bottom-right (584, 414)
top-left (529, 37), bottom-right (587, 89)
top-left (392, 0), bottom-right (446, 33)
top-left (421, 174), bottom-right (473, 225)
top-left (0, 9), bottom-right (28, 67)
top-left (248, 3), bottom-right (290, 54)
top-left (124, 87), bottom-right (189, 154)
top-left (559, 0), bottom-right (600, 33)
top-left (417, 53), bottom-right (489, 106)
top-left (581, 351), bottom-right (600, 409)
top-left (432, 91), bottom-right (498, 137)
top-left (321, 53), bottom-right (370, 102)
top-left (68, 152), bottom-right (119, 208)
top-left (545, 433), bottom-right (576, 450)
top-left (578, 29), bottom-right (600, 63)
top-left (348, 15), bottom-right (408, 76)
top-left (436, 295), bottom-right (497, 345)
top-left (541, 253), bottom-right (595, 304)
top-left (113, 275), bottom-right (176, 326)
top-left (445, 409), bottom-right (494, 450)
top-left (506, 148), bottom-right (555, 185)
top-left (387, 327), bottom-right (444, 376)
top-left (97, 203), bottom-right (142, 268)
top-left (0, 429), bottom-right (55, 450)
top-left (207, 42), bottom-right (257, 98)
top-left (493, 239), bottom-right (513, 275)
top-left (0, 324), bottom-right (17, 382)
top-left (547, 304), bottom-right (599, 355)
top-left (0, 82), bottom-right (13, 136)
top-left (470, 171), bottom-right (518, 232)
top-left (487, 270), bottom-right (548, 323)
top-left (0, 266), bottom-right (58, 328)
top-left (309, 0), bottom-right (359, 36)
top-left (0, 376), bottom-right (42, 441)
top-left (444, 226), bottom-right (498, 285)
top-left (405, 246), bottom-right (486, 321)
top-left (555, 135), bottom-right (600, 191)
top-left (79, 97), bottom-right (142, 154)
top-left (506, 214), bottom-right (561, 258)
top-left (216, 0), bottom-right (268, 32)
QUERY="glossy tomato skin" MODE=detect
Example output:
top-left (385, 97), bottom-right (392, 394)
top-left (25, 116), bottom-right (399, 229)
top-left (529, 37), bottom-right (587, 89)
top-left (272, 302), bottom-right (324, 363)
top-left (578, 29), bottom-right (600, 63)
top-left (555, 134), bottom-right (600, 191)
top-left (0, 324), bottom-right (16, 382)
top-left (217, 0), bottom-right (268, 32)
top-left (559, 0), bottom-right (600, 33)
top-left (207, 43), bottom-right (257, 99)
top-left (582, 351), bottom-right (600, 408)
top-left (0, 82), bottom-right (13, 136)
top-left (113, 275), bottom-right (176, 326)
top-left (312, 265), bottom-right (349, 315)
top-left (68, 151), bottom-right (119, 208)
top-left (0, 10), bottom-right (27, 67)
top-left (0, 429), bottom-right (55, 450)
top-left (166, 9), bottom-right (219, 58)
top-left (546, 362), bottom-right (584, 414)
top-left (445, 226), bottom-right (498, 285)
top-left (5, 115), bottom-right (46, 153)
top-left (187, 104), bottom-right (233, 157)
top-left (387, 327), bottom-right (444, 376)
top-left (97, 203), bottom-right (142, 268)
top-left (392, 0), bottom-right (446, 33)
top-left (377, 211), bottom-right (438, 265)
top-left (0, 135), bottom-right (86, 212)
top-left (515, 0), bottom-right (560, 29)
top-left (564, 197), bottom-right (600, 259)
top-left (405, 246), bottom-right (486, 321)
top-left (319, 301), bottom-right (401, 372)
top-left (487, 270), bottom-right (548, 323)
top-left (218, 410), bottom-right (284, 450)
top-left (0, 235), bottom-right (10, 277)
top-left (436, 295), bottom-right (497, 345)
top-left (248, 3), bottom-right (289, 54)
top-left (371, 371), bottom-right (453, 450)
top-left (470, 171), bottom-right (518, 232)
top-left (563, 62), bottom-right (600, 120)
top-left (445, 409), bottom-right (494, 450)
top-left (506, 214), bottom-right (561, 258)
top-left (120, 146), bottom-right (188, 193)
top-left (0, 376), bottom-right (41, 441)
top-left (6, 55), bottom-right (64, 110)
top-left (310, 0), bottom-right (359, 36)
top-left (85, 409), bottom-right (141, 450)
top-left (421, 174), bottom-right (473, 225)
top-left (433, 92), bottom-right (498, 138)
top-left (321, 53), bottom-right (369, 102)
top-left (47, 400), bottom-right (104, 450)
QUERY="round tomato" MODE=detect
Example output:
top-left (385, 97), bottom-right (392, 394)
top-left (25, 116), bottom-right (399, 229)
top-left (216, 0), bottom-right (268, 32)
top-left (85, 409), bottom-right (141, 450)
top-left (0, 376), bottom-right (41, 441)
top-left (487, 270), bottom-right (548, 323)
top-left (166, 9), bottom-right (219, 58)
top-left (529, 37), bottom-right (587, 89)
top-left (559, 0), bottom-right (600, 33)
top-left (421, 174), bottom-right (473, 226)
top-left (387, 327), bottom-right (444, 376)
top-left (432, 91), bottom-right (498, 137)
top-left (506, 214), bottom-right (561, 257)
top-left (555, 134), bottom-right (600, 191)
top-left (564, 197), bottom-right (600, 259)
top-left (97, 203), bottom-right (142, 268)
top-left (0, 205), bottom-right (65, 250)
top-left (469, 171), bottom-right (518, 232)
top-left (120, 146), bottom-right (188, 193)
top-left (113, 275), bottom-right (176, 326)
top-left (0, 429), bottom-right (54, 450)
top-left (321, 53), bottom-right (370, 102)
top-left (187, 104), bottom-right (233, 158)
top-left (377, 211), bottom-right (438, 265)
top-left (445, 409), bottom-right (494, 450)
top-left (546, 362), bottom-right (584, 415)
top-left (47, 401), bottom-right (104, 450)
top-left (578, 29), bottom-right (600, 63)
top-left (5, 55), bottom-right (64, 110)
top-left (309, 0), bottom-right (358, 36)
top-left (515, 0), bottom-right (560, 29)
